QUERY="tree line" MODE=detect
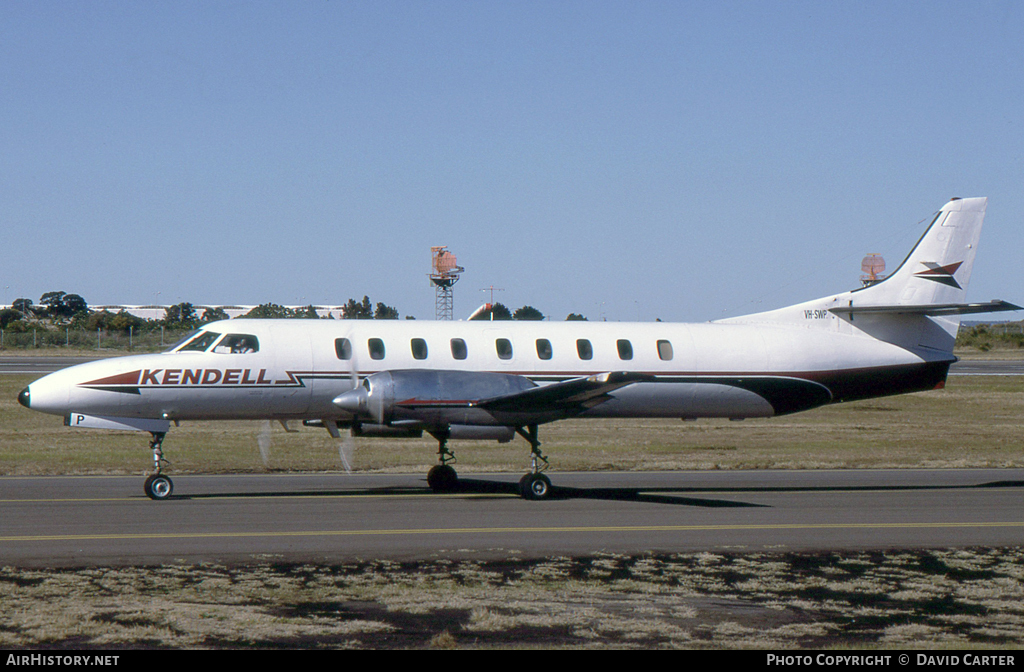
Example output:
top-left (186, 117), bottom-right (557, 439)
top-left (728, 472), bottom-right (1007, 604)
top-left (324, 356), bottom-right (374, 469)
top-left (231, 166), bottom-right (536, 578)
top-left (469, 303), bottom-right (585, 321)
top-left (0, 292), bottom-right (397, 335)
top-left (0, 291), bottom-right (587, 339)
top-left (1, 292), bottom-right (227, 335)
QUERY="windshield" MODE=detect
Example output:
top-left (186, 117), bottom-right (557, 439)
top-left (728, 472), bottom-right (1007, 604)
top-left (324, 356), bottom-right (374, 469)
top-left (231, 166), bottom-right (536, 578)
top-left (164, 330), bottom-right (201, 353)
top-left (174, 331), bottom-right (220, 353)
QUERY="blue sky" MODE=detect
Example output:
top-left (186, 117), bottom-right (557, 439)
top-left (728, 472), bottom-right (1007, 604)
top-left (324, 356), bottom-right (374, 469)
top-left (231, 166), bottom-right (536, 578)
top-left (2, 1), bottom-right (1022, 321)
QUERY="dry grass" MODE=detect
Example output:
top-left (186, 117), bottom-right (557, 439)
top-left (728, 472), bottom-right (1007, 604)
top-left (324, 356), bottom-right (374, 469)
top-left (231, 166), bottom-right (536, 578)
top-left (1, 550), bottom-right (1023, 649)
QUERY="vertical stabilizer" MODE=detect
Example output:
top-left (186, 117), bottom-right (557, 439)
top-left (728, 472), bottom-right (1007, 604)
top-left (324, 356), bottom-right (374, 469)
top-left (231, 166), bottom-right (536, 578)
top-left (721, 197), bottom-right (1009, 357)
top-left (851, 196), bottom-right (986, 308)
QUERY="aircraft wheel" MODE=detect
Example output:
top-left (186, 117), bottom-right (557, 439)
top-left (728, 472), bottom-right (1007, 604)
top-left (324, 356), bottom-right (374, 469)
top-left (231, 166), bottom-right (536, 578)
top-left (427, 464), bottom-right (458, 493)
top-left (519, 473), bottom-right (551, 500)
top-left (144, 474), bottom-right (174, 500)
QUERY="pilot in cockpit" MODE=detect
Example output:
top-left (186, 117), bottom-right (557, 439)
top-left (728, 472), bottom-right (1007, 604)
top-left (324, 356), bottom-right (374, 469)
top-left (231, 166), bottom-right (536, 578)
top-left (230, 336), bottom-right (257, 354)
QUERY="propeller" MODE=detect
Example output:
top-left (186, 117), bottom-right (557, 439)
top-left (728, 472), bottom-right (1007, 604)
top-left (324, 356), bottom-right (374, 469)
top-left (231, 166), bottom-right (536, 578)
top-left (338, 431), bottom-right (355, 474)
top-left (257, 419), bottom-right (273, 467)
top-left (256, 419), bottom-right (296, 468)
top-left (336, 330), bottom-right (360, 474)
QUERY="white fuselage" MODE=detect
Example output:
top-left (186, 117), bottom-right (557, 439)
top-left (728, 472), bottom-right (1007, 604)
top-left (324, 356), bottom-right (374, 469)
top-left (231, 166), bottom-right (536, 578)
top-left (23, 316), bottom-right (947, 424)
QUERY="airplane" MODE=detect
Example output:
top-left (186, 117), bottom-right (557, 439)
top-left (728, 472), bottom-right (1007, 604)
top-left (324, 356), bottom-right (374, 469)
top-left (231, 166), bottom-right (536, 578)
top-left (16, 196), bottom-right (1019, 500)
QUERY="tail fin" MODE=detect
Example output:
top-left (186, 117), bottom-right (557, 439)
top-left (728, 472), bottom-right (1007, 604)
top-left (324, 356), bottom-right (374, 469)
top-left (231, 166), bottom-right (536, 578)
top-left (725, 197), bottom-right (1019, 356)
top-left (851, 196), bottom-right (986, 308)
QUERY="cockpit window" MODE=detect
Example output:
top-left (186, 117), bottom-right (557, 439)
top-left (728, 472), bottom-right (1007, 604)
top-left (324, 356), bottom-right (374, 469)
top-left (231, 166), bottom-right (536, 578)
top-left (211, 334), bottom-right (259, 354)
top-left (176, 331), bottom-right (220, 352)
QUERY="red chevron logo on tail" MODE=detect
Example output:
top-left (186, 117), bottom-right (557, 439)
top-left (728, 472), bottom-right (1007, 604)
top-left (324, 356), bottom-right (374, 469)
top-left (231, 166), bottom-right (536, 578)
top-left (914, 261), bottom-right (963, 289)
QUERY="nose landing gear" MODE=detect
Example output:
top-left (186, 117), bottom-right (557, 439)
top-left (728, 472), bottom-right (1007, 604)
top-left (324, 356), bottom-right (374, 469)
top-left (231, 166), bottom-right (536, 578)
top-left (143, 431), bottom-right (174, 500)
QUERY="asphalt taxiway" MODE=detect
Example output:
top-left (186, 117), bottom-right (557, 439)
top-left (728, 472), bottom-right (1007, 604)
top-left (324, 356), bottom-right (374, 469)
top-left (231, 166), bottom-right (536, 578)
top-left (2, 469), bottom-right (1022, 567)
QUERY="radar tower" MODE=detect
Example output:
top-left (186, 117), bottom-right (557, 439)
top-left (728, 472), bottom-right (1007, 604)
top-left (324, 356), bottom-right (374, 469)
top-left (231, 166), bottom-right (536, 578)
top-left (430, 247), bottom-right (464, 320)
top-left (861, 253), bottom-right (886, 286)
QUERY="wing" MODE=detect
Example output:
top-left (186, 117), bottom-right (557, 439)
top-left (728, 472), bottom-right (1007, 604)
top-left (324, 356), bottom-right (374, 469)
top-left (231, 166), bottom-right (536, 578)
top-left (477, 371), bottom-right (656, 415)
top-left (333, 369), bottom-right (654, 428)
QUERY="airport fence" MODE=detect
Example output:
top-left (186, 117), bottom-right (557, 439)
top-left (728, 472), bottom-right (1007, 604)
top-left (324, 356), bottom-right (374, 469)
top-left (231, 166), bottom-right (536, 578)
top-left (0, 327), bottom-right (195, 352)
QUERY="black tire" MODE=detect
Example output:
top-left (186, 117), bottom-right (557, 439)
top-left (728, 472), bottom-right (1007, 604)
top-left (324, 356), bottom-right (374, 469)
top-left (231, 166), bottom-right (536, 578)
top-left (518, 473), bottom-right (551, 500)
top-left (144, 474), bottom-right (174, 500)
top-left (427, 464), bottom-right (458, 493)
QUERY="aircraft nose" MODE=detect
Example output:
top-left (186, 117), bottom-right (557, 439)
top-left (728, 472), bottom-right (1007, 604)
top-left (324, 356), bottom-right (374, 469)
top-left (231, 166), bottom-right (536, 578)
top-left (17, 387), bottom-right (30, 409)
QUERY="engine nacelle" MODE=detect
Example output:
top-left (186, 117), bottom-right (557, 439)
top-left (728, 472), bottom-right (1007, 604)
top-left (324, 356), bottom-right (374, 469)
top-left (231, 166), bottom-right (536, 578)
top-left (333, 369), bottom-right (535, 428)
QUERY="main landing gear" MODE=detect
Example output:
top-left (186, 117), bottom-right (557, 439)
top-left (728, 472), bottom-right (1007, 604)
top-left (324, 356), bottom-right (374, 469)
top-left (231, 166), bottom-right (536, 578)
top-left (515, 425), bottom-right (551, 500)
top-left (426, 429), bottom-right (459, 493)
top-left (425, 425), bottom-right (553, 500)
top-left (143, 431), bottom-right (174, 500)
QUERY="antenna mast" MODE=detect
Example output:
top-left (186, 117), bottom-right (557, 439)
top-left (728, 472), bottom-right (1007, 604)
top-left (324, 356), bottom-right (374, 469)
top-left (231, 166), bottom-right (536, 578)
top-left (430, 246), bottom-right (464, 320)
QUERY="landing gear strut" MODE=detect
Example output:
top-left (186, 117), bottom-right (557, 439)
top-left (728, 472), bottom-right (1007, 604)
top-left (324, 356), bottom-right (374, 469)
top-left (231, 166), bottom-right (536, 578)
top-left (143, 431), bottom-right (174, 500)
top-left (516, 424), bottom-right (551, 500)
top-left (424, 425), bottom-right (554, 500)
top-left (426, 429), bottom-right (458, 493)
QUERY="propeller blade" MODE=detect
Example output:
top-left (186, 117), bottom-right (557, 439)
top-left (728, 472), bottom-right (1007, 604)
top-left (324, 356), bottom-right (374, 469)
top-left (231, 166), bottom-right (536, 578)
top-left (338, 432), bottom-right (355, 474)
top-left (257, 419), bottom-right (272, 467)
top-left (338, 329), bottom-right (358, 474)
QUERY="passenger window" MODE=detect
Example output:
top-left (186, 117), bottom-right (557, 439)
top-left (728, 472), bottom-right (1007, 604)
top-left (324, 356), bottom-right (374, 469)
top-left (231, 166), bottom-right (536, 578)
top-left (657, 340), bottom-right (674, 361)
top-left (617, 339), bottom-right (633, 360)
top-left (177, 331), bottom-right (219, 352)
top-left (576, 339), bottom-right (593, 360)
top-left (450, 338), bottom-right (468, 360)
top-left (368, 338), bottom-right (386, 360)
top-left (536, 338), bottom-right (552, 360)
top-left (495, 338), bottom-right (513, 360)
top-left (335, 338), bottom-right (353, 360)
top-left (411, 338), bottom-right (428, 360)
top-left (212, 334), bottom-right (260, 354)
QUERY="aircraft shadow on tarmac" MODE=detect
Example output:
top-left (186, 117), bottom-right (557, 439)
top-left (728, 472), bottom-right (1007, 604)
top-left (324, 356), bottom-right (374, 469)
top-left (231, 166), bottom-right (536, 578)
top-left (169, 478), bottom-right (1024, 509)
top-left (171, 478), bottom-right (763, 508)
top-left (442, 477), bottom-right (1024, 507)
top-left (452, 478), bottom-right (765, 507)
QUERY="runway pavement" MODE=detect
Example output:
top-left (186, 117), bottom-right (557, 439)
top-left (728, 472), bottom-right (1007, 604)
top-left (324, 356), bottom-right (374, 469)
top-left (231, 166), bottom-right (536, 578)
top-left (949, 359), bottom-right (1024, 375)
top-left (2, 469), bottom-right (1022, 567)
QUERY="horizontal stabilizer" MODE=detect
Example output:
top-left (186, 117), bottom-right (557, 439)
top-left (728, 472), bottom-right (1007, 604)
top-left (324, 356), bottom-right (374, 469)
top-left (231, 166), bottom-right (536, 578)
top-left (829, 300), bottom-right (1022, 317)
